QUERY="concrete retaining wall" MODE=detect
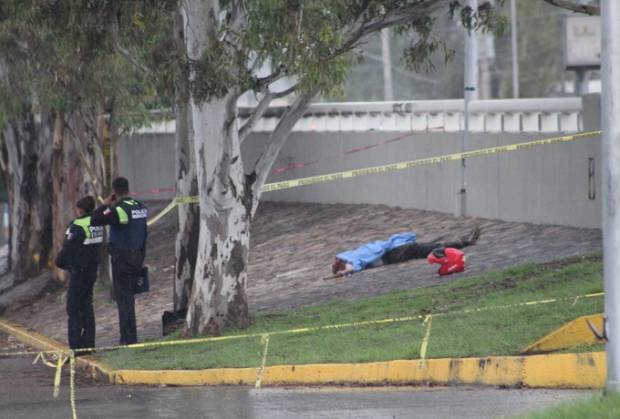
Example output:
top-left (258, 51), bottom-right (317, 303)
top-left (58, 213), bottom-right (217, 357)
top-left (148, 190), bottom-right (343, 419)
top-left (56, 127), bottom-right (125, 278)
top-left (118, 95), bottom-right (602, 229)
top-left (117, 133), bottom-right (176, 201)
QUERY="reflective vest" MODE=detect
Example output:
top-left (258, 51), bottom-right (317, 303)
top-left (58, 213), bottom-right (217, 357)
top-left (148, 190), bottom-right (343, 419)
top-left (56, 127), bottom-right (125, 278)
top-left (109, 198), bottom-right (148, 250)
top-left (71, 216), bottom-right (104, 246)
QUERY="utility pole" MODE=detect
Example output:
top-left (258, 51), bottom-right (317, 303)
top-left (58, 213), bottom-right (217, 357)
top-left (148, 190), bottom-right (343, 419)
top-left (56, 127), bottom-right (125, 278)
top-left (602, 0), bottom-right (620, 393)
top-left (381, 28), bottom-right (394, 101)
top-left (510, 0), bottom-right (519, 98)
top-left (478, 33), bottom-right (495, 99)
top-left (457, 0), bottom-right (478, 218)
top-left (574, 68), bottom-right (589, 95)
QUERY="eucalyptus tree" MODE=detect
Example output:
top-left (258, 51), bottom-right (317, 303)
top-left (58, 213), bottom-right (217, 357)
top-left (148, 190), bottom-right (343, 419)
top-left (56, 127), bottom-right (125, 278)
top-left (0, 1), bottom-right (175, 284)
top-left (179, 0), bottom-right (503, 335)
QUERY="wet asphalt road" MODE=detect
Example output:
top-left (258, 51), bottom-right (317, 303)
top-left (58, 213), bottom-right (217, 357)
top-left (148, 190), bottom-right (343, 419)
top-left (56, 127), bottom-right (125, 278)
top-left (0, 357), bottom-right (593, 419)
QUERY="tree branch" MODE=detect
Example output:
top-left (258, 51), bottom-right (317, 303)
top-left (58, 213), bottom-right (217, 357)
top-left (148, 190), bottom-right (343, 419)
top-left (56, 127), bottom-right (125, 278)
top-left (542, 0), bottom-right (600, 15)
top-left (251, 86), bottom-right (319, 211)
top-left (254, 67), bottom-right (285, 89)
top-left (238, 82), bottom-right (299, 143)
top-left (110, 13), bottom-right (151, 74)
top-left (272, 83), bottom-right (299, 99)
top-left (332, 1), bottom-right (449, 63)
top-left (64, 121), bottom-right (104, 199)
top-left (238, 90), bottom-right (274, 143)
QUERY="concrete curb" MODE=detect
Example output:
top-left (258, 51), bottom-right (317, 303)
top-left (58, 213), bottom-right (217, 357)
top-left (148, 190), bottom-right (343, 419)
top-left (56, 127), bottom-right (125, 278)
top-left (0, 318), bottom-right (115, 380)
top-left (521, 313), bottom-right (604, 354)
top-left (0, 318), bottom-right (606, 389)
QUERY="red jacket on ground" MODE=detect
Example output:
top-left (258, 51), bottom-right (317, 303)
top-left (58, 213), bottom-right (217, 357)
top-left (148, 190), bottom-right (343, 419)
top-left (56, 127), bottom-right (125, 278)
top-left (427, 247), bottom-right (465, 276)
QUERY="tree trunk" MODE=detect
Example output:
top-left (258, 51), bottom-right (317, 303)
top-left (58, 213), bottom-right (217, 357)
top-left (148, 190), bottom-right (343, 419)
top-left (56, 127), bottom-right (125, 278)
top-left (173, 8), bottom-right (199, 313)
top-left (50, 113), bottom-right (103, 283)
top-left (51, 114), bottom-right (73, 283)
top-left (174, 105), bottom-right (199, 312)
top-left (183, 0), bottom-right (252, 335)
top-left (3, 108), bottom-right (54, 283)
top-left (185, 94), bottom-right (252, 335)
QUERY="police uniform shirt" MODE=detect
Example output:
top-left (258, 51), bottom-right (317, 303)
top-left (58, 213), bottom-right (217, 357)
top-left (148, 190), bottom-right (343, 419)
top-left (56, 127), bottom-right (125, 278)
top-left (55, 215), bottom-right (104, 271)
top-left (91, 197), bottom-right (148, 250)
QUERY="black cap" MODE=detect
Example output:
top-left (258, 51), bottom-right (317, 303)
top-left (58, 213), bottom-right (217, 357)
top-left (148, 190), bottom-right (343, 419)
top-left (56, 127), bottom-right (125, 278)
top-left (76, 196), bottom-right (96, 213)
top-left (112, 177), bottom-right (129, 194)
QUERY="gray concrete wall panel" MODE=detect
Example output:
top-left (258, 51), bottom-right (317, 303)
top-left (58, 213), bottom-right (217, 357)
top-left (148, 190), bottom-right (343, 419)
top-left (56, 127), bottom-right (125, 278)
top-left (117, 133), bottom-right (176, 201)
top-left (118, 95), bottom-right (602, 228)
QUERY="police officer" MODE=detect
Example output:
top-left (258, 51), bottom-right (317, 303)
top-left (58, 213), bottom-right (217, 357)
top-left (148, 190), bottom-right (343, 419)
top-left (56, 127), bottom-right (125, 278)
top-left (92, 177), bottom-right (148, 345)
top-left (55, 196), bottom-right (104, 351)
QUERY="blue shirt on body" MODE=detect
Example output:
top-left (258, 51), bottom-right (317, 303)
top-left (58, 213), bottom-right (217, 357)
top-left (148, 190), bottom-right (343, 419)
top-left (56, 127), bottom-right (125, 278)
top-left (336, 232), bottom-right (416, 272)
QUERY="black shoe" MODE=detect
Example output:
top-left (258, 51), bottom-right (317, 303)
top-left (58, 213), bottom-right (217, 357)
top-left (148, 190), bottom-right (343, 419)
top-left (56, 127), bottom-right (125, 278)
top-left (73, 348), bottom-right (96, 357)
top-left (463, 223), bottom-right (481, 245)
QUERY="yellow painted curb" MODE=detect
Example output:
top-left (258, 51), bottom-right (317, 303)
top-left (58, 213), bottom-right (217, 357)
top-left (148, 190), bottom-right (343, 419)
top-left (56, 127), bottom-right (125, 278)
top-left (0, 318), bottom-right (115, 381)
top-left (0, 318), bottom-right (66, 352)
top-left (111, 367), bottom-right (261, 386)
top-left (112, 352), bottom-right (605, 389)
top-left (1, 318), bottom-right (606, 389)
top-left (520, 313), bottom-right (604, 354)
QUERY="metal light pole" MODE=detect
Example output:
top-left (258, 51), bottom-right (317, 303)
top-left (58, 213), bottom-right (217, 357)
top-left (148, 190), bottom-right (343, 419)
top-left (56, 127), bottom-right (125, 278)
top-left (510, 0), bottom-right (519, 98)
top-left (602, 0), bottom-right (620, 393)
top-left (381, 28), bottom-right (394, 101)
top-left (457, 0), bottom-right (478, 217)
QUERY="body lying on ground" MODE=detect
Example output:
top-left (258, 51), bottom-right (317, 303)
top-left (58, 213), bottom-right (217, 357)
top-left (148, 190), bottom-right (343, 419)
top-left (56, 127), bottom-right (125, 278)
top-left (331, 225), bottom-right (480, 277)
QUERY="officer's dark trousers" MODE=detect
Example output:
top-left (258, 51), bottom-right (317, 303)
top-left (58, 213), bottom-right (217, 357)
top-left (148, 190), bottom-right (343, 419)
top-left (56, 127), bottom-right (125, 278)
top-left (66, 267), bottom-right (97, 350)
top-left (111, 249), bottom-right (144, 345)
top-left (381, 240), bottom-right (465, 265)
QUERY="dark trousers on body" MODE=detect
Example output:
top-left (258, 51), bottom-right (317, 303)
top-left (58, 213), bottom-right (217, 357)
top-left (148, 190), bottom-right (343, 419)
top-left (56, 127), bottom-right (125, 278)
top-left (66, 267), bottom-right (97, 350)
top-left (381, 240), bottom-right (465, 265)
top-left (111, 249), bottom-right (144, 345)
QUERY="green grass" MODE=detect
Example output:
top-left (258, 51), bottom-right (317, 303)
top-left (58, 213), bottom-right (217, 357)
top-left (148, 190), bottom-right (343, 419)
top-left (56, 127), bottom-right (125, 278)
top-left (520, 392), bottom-right (620, 419)
top-left (100, 253), bottom-right (604, 370)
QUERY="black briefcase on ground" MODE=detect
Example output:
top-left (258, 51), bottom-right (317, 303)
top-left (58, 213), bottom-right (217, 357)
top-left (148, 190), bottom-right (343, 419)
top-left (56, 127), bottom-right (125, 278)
top-left (134, 266), bottom-right (150, 294)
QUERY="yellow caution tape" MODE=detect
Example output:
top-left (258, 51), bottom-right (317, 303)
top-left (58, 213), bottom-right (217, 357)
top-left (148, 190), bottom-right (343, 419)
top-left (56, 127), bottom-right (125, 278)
top-left (32, 351), bottom-right (69, 399)
top-left (61, 290), bottom-right (605, 357)
top-left (176, 196), bottom-right (199, 205)
top-left (146, 196), bottom-right (200, 226)
top-left (145, 130), bottom-right (601, 226)
top-left (1, 292), bottom-right (605, 362)
top-left (261, 130), bottom-right (600, 193)
top-left (255, 334), bottom-right (271, 389)
top-left (419, 315), bottom-right (433, 360)
top-left (69, 352), bottom-right (77, 419)
top-left (146, 199), bottom-right (179, 227)
top-left (53, 353), bottom-right (68, 399)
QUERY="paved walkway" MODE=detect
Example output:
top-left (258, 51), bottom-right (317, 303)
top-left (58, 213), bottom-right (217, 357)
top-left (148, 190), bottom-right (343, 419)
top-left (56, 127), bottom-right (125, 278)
top-left (3, 201), bottom-right (601, 347)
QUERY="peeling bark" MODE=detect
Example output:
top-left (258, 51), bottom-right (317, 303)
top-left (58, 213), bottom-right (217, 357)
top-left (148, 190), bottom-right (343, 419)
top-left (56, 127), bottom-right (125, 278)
top-left (174, 8), bottom-right (199, 312)
top-left (3, 108), bottom-right (54, 284)
top-left (183, 0), bottom-right (252, 335)
top-left (185, 93), bottom-right (251, 335)
top-left (181, 0), bottom-right (312, 335)
top-left (50, 113), bottom-right (103, 283)
top-left (51, 114), bottom-right (75, 283)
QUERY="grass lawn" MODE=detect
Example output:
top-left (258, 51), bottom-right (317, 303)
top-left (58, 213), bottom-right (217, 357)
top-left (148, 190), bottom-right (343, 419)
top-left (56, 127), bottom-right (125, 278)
top-left (521, 392), bottom-right (620, 419)
top-left (100, 253), bottom-right (604, 370)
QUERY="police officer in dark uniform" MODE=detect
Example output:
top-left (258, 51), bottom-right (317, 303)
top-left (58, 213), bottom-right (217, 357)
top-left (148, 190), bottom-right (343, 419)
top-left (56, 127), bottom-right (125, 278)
top-left (55, 196), bottom-right (104, 351)
top-left (92, 177), bottom-right (148, 345)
